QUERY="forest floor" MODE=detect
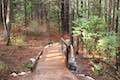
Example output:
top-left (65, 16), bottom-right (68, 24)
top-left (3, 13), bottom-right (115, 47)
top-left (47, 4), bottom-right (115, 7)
top-left (9, 42), bottom-right (78, 80)
top-left (0, 24), bottom-right (108, 80)
top-left (8, 42), bottom-right (104, 80)
top-left (0, 24), bottom-right (60, 80)
top-left (75, 52), bottom-right (105, 80)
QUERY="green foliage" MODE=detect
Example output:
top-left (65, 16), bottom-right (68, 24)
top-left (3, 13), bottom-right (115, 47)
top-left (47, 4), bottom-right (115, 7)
top-left (117, 19), bottom-right (120, 45)
top-left (73, 16), bottom-right (118, 76)
top-left (91, 63), bottom-right (103, 75)
top-left (97, 32), bottom-right (118, 57)
top-left (73, 15), bottom-right (118, 59)
top-left (25, 0), bottom-right (32, 14)
top-left (13, 0), bottom-right (25, 24)
top-left (73, 16), bottom-right (107, 33)
top-left (13, 0), bottom-right (32, 24)
top-left (17, 62), bottom-right (32, 72)
top-left (22, 62), bottom-right (33, 71)
top-left (47, 1), bottom-right (59, 23)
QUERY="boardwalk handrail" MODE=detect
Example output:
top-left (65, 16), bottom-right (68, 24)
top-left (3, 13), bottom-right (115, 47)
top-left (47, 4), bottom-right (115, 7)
top-left (61, 38), bottom-right (77, 71)
top-left (61, 38), bottom-right (70, 47)
top-left (31, 43), bottom-right (51, 72)
top-left (31, 49), bottom-right (43, 71)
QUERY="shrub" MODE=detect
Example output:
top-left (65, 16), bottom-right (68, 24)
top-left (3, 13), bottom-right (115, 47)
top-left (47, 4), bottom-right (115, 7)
top-left (72, 16), bottom-right (118, 75)
top-left (97, 32), bottom-right (118, 57)
top-left (72, 16), bottom-right (117, 58)
top-left (10, 34), bottom-right (26, 47)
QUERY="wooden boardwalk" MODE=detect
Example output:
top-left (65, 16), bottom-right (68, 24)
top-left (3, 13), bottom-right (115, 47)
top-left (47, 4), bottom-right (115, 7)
top-left (14, 43), bottom-right (78, 80)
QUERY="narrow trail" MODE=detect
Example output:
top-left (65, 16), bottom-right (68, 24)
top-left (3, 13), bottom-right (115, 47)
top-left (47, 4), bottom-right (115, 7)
top-left (16, 43), bottom-right (78, 80)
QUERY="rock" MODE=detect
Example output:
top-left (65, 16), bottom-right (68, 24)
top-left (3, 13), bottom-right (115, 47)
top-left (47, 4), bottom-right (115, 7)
top-left (10, 72), bottom-right (18, 77)
top-left (39, 55), bottom-right (42, 58)
top-left (27, 71), bottom-right (31, 74)
top-left (10, 71), bottom-right (31, 77)
top-left (68, 63), bottom-right (77, 71)
top-left (79, 74), bottom-right (85, 77)
top-left (30, 58), bottom-right (36, 63)
top-left (86, 76), bottom-right (95, 80)
top-left (18, 72), bottom-right (27, 76)
top-left (77, 74), bottom-right (95, 80)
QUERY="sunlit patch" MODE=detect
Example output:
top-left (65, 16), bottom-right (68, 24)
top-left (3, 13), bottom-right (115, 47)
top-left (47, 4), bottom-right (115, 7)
top-left (46, 53), bottom-right (61, 57)
top-left (45, 56), bottom-right (64, 61)
top-left (53, 43), bottom-right (60, 46)
top-left (49, 50), bottom-right (59, 53)
top-left (29, 46), bottom-right (41, 49)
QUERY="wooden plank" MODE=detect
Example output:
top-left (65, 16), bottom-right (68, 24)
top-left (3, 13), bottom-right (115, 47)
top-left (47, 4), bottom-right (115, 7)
top-left (14, 43), bottom-right (79, 80)
top-left (33, 43), bottom-right (78, 80)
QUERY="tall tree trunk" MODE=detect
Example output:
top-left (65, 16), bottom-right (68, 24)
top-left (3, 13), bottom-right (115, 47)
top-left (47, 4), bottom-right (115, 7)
top-left (2, 0), bottom-right (11, 45)
top-left (76, 0), bottom-right (79, 17)
top-left (61, 0), bottom-right (65, 33)
top-left (2, 0), bottom-right (7, 37)
top-left (116, 0), bottom-right (120, 33)
top-left (98, 0), bottom-right (101, 17)
top-left (39, 0), bottom-right (44, 24)
top-left (104, 0), bottom-right (108, 22)
top-left (112, 0), bottom-right (116, 31)
top-left (6, 0), bottom-right (11, 45)
top-left (61, 0), bottom-right (70, 34)
top-left (58, 0), bottom-right (61, 34)
top-left (80, 0), bottom-right (83, 17)
top-left (24, 0), bottom-right (27, 27)
top-left (108, 0), bottom-right (112, 31)
top-left (65, 0), bottom-right (70, 33)
top-left (88, 0), bottom-right (90, 18)
top-left (0, 0), bottom-right (2, 22)
top-left (45, 1), bottom-right (51, 43)
top-left (32, 0), bottom-right (39, 20)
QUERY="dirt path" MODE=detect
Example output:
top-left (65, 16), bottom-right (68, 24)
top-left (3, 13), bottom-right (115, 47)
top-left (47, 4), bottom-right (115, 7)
top-left (12, 43), bottom-right (78, 80)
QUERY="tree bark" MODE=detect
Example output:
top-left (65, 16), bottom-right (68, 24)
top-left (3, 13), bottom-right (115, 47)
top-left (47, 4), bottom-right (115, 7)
top-left (116, 0), bottom-right (120, 33)
top-left (76, 0), bottom-right (79, 17)
top-left (104, 0), bottom-right (108, 22)
top-left (0, 0), bottom-right (2, 22)
top-left (61, 0), bottom-right (65, 33)
top-left (112, 0), bottom-right (116, 31)
top-left (6, 0), bottom-right (11, 45)
top-left (61, 0), bottom-right (70, 34)
top-left (2, 0), bottom-right (7, 37)
top-left (98, 0), bottom-right (101, 17)
top-left (2, 0), bottom-right (11, 45)
top-left (24, 0), bottom-right (27, 27)
top-left (108, 0), bottom-right (112, 31)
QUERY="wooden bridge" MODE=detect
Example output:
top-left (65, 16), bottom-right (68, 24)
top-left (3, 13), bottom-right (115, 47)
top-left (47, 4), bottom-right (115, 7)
top-left (16, 43), bottom-right (78, 80)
